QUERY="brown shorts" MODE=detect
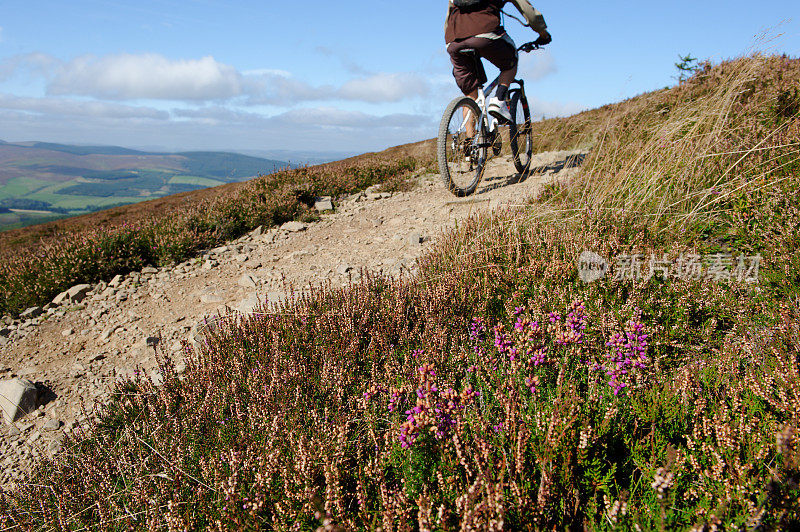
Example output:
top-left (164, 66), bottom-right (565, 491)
top-left (447, 34), bottom-right (518, 95)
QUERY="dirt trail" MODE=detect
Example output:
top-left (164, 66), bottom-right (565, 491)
top-left (0, 149), bottom-right (585, 489)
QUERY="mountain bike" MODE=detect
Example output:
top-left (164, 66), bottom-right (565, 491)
top-left (437, 42), bottom-right (543, 197)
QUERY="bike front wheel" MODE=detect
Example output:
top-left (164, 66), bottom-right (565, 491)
top-left (437, 96), bottom-right (486, 197)
top-left (509, 90), bottom-right (533, 174)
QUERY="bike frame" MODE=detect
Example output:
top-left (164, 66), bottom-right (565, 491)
top-left (475, 76), bottom-right (501, 134)
top-left (469, 75), bottom-right (526, 151)
top-left (464, 42), bottom-right (538, 152)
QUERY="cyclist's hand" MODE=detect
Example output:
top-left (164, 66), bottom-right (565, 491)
top-left (534, 30), bottom-right (552, 46)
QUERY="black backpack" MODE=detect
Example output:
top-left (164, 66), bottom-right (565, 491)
top-left (453, 0), bottom-right (488, 9)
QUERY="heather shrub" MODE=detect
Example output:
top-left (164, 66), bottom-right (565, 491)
top-left (3, 213), bottom-right (797, 529)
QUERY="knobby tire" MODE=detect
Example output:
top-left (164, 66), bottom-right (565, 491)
top-left (437, 96), bottom-right (486, 197)
top-left (509, 90), bottom-right (533, 175)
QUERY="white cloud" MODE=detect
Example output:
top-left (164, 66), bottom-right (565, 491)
top-left (243, 72), bottom-right (333, 105)
top-left (0, 101), bottom-right (434, 152)
top-left (0, 46), bottom-right (583, 153)
top-left (273, 107), bottom-right (424, 129)
top-left (2, 52), bottom-right (431, 106)
top-left (48, 54), bottom-right (243, 100)
top-left (314, 46), bottom-right (371, 75)
top-left (172, 106), bottom-right (265, 126)
top-left (0, 92), bottom-right (169, 120)
top-left (338, 73), bottom-right (429, 103)
top-left (242, 68), bottom-right (292, 77)
top-left (0, 52), bottom-right (59, 82)
top-left (518, 50), bottom-right (557, 82)
top-left (527, 95), bottom-right (586, 120)
top-left (245, 71), bottom-right (429, 106)
top-left (173, 105), bottom-right (427, 131)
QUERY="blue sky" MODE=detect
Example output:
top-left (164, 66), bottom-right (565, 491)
top-left (0, 1), bottom-right (797, 155)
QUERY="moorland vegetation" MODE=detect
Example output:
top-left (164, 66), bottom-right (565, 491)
top-left (1, 53), bottom-right (799, 530)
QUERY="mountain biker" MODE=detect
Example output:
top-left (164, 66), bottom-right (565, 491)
top-left (445, 0), bottom-right (551, 125)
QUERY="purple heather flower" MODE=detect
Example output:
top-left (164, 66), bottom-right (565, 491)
top-left (597, 310), bottom-right (649, 396)
top-left (469, 317), bottom-right (487, 342)
top-left (494, 325), bottom-right (513, 356)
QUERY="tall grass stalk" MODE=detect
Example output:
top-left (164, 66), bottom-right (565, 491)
top-left (553, 55), bottom-right (800, 234)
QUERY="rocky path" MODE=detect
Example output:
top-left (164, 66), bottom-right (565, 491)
top-left (0, 149), bottom-right (585, 490)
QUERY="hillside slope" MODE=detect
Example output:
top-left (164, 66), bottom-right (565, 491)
top-left (0, 148), bottom-right (584, 491)
top-left (2, 54), bottom-right (800, 529)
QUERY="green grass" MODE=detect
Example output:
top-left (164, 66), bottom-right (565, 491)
top-left (0, 211), bottom-right (69, 232)
top-left (0, 177), bottom-right (54, 199)
top-left (27, 191), bottom-right (148, 210)
top-left (0, 177), bottom-right (149, 212)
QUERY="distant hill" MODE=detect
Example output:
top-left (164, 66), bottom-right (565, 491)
top-left (0, 142), bottom-right (289, 231)
top-left (20, 142), bottom-right (148, 156)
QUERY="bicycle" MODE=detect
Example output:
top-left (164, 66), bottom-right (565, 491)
top-left (437, 41), bottom-right (543, 197)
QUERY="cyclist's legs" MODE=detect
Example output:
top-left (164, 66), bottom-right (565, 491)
top-left (464, 88), bottom-right (478, 139)
top-left (489, 34), bottom-right (519, 90)
top-left (447, 35), bottom-right (519, 98)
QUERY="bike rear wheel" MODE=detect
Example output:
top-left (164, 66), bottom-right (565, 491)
top-left (437, 96), bottom-right (486, 197)
top-left (509, 90), bottom-right (533, 174)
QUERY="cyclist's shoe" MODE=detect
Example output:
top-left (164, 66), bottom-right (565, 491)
top-left (488, 96), bottom-right (512, 124)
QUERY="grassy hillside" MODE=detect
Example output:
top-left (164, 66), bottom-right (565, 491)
top-left (2, 54), bottom-right (800, 530)
top-left (0, 150), bottom-right (422, 316)
top-left (0, 143), bottom-right (289, 231)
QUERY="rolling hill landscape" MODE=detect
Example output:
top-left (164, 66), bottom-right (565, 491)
top-left (0, 141), bottom-right (289, 231)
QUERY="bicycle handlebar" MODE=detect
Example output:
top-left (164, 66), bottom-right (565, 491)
top-left (518, 42), bottom-right (542, 53)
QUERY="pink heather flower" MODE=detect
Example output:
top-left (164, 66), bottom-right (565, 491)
top-left (525, 375), bottom-right (540, 393)
top-left (469, 317), bottom-right (487, 342)
top-left (596, 309), bottom-right (649, 395)
top-left (494, 325), bottom-right (513, 356)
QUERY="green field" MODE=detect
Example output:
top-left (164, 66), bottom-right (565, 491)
top-left (168, 175), bottom-right (226, 187)
top-left (0, 210), bottom-right (68, 231)
top-left (0, 177), bottom-right (54, 199)
top-left (0, 174), bottom-right (154, 231)
top-left (0, 144), bottom-right (289, 232)
top-left (29, 191), bottom-right (148, 210)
